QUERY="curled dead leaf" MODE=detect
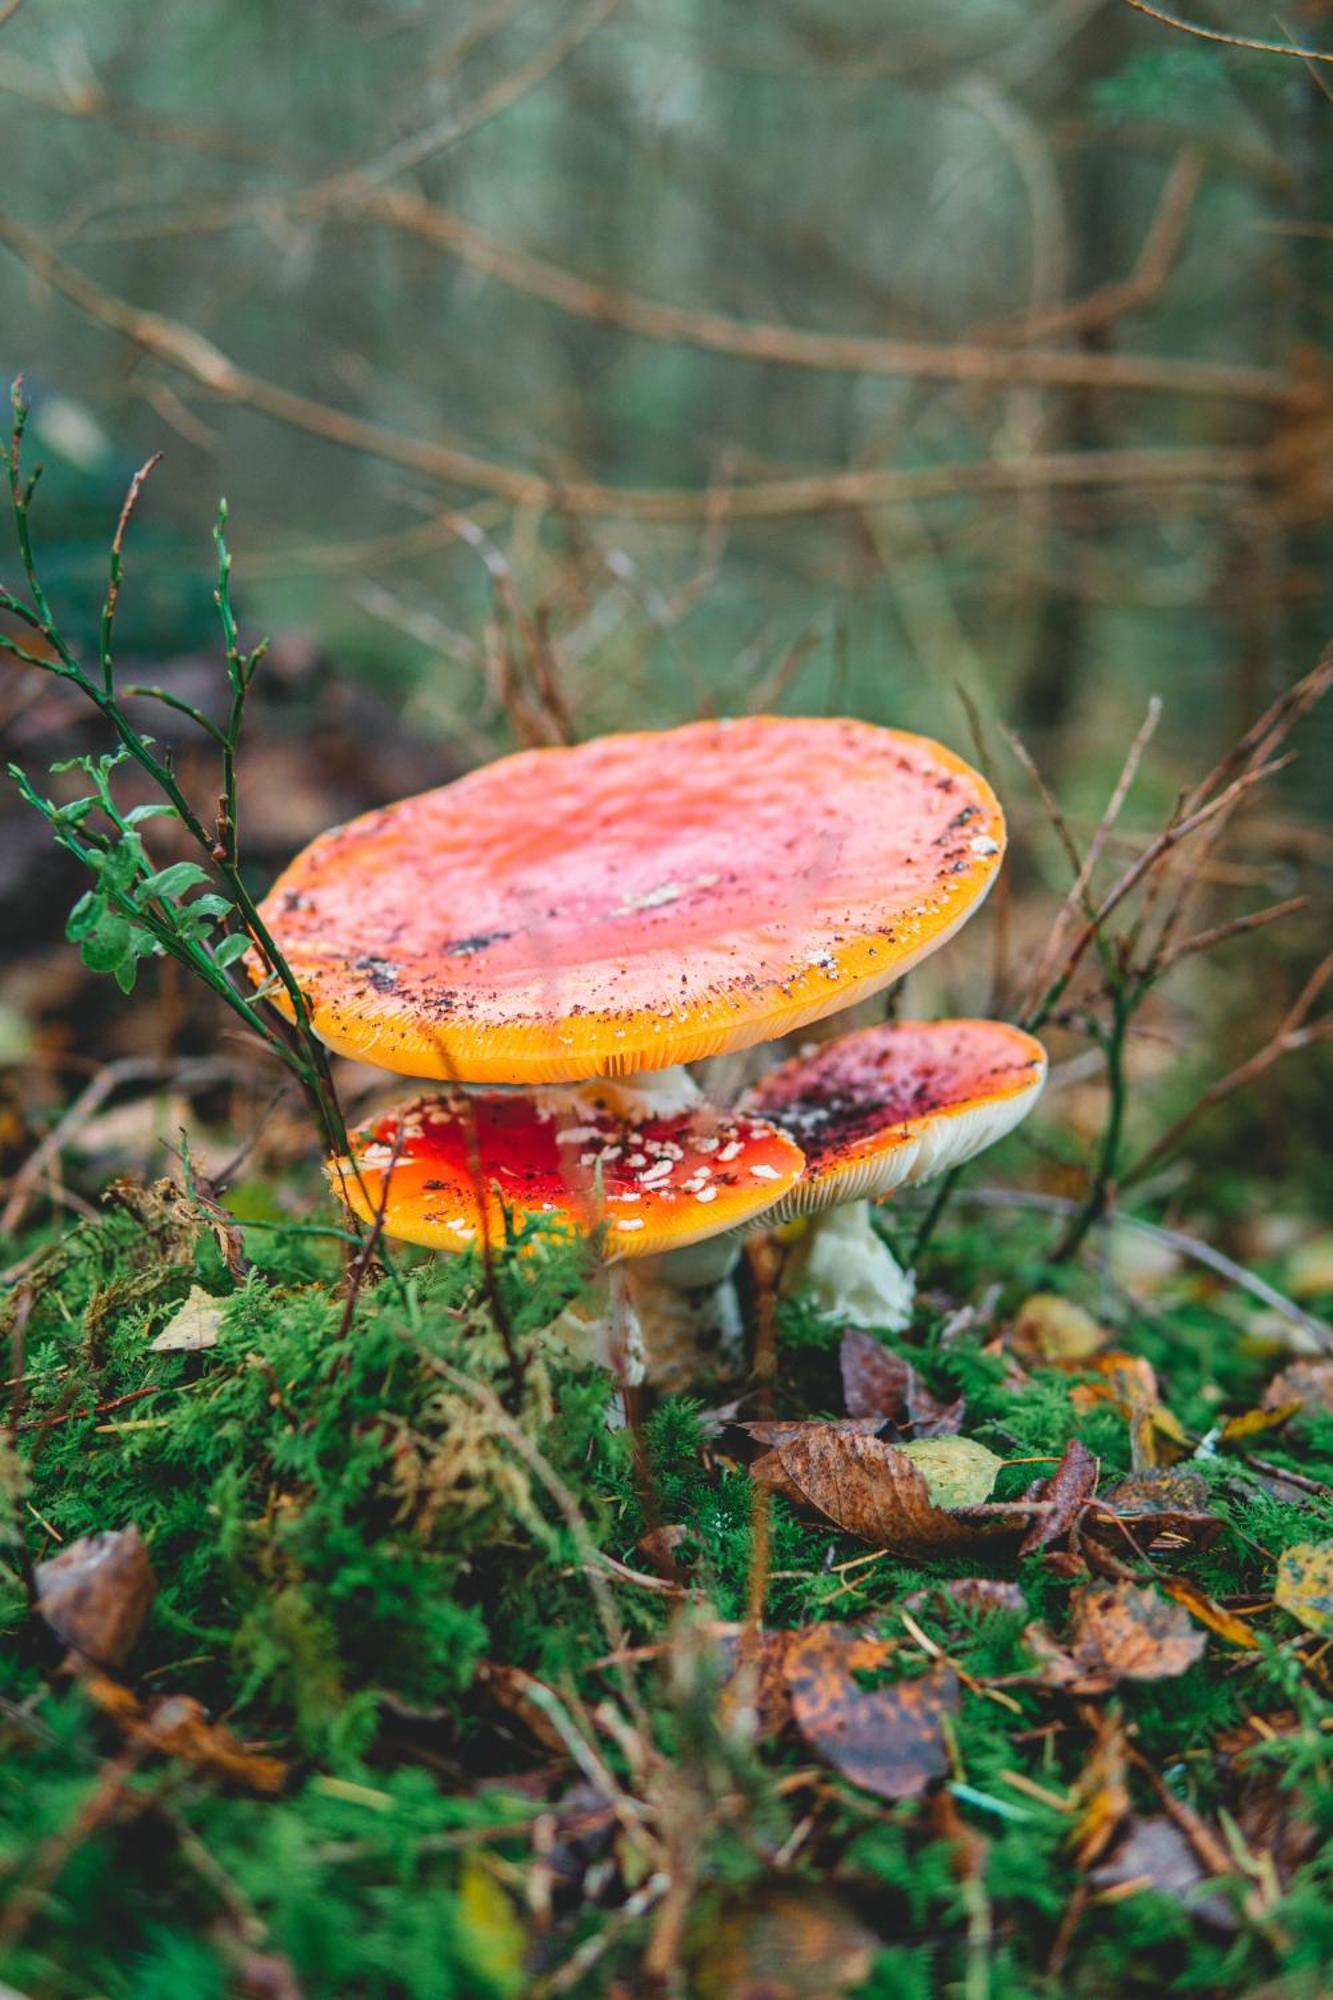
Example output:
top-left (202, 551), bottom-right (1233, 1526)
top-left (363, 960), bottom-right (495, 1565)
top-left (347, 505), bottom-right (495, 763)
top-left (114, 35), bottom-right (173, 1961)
top-left (1071, 1709), bottom-right (1130, 1867)
top-left (1019, 1437), bottom-right (1099, 1558)
top-left (785, 1624), bottom-right (957, 1801)
top-left (34, 1523), bottom-right (156, 1670)
top-left (86, 1671), bottom-right (285, 1792)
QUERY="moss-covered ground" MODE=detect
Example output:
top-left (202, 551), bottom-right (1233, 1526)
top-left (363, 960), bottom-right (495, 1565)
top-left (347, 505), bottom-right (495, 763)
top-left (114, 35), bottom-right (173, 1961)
top-left (2, 1186), bottom-right (1332, 1998)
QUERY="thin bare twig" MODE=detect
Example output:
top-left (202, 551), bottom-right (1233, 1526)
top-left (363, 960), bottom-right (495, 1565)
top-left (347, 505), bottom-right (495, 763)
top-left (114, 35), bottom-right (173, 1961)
top-left (1121, 0), bottom-right (1333, 63)
top-left (936, 1186), bottom-right (1333, 1353)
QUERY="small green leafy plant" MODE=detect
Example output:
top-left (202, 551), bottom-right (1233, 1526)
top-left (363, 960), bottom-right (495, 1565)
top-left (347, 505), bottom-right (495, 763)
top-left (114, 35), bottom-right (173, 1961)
top-left (0, 380), bottom-right (348, 1156)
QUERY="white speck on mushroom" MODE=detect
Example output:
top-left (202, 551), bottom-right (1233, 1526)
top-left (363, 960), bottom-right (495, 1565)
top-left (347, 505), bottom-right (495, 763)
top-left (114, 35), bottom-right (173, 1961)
top-left (970, 834), bottom-right (999, 857)
top-left (717, 1140), bottom-right (744, 1163)
top-left (750, 1163), bottom-right (781, 1180)
top-left (618, 1216), bottom-right (646, 1231)
top-left (693, 1186), bottom-right (718, 1203)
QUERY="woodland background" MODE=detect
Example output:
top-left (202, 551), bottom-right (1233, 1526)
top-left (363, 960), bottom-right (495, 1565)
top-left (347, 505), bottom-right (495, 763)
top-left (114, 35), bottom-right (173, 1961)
top-left (4, 5), bottom-right (1333, 1998)
top-left (1, 0), bottom-right (1331, 1215)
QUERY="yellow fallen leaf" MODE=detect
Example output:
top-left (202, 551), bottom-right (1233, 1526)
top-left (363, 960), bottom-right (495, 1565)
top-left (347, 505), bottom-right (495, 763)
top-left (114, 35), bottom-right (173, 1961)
top-left (1012, 1293), bottom-right (1108, 1367)
top-left (457, 1852), bottom-right (527, 1997)
top-left (1275, 1541), bottom-right (1333, 1636)
top-left (1162, 1575), bottom-right (1261, 1650)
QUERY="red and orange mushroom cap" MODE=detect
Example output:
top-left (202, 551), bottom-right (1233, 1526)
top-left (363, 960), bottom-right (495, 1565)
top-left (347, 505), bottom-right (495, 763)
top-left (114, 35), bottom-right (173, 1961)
top-left (257, 717), bottom-right (1005, 1085)
top-left (330, 1086), bottom-right (805, 1259)
top-left (743, 1018), bottom-right (1046, 1221)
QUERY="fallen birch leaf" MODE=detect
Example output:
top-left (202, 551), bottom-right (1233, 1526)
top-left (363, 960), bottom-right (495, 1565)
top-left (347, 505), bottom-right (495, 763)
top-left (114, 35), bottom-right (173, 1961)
top-left (839, 1330), bottom-right (964, 1436)
top-left (897, 1436), bottom-right (1004, 1508)
top-left (149, 1283), bottom-right (225, 1353)
top-left (1274, 1541), bottom-right (1333, 1635)
top-left (785, 1624), bottom-right (957, 1801)
top-left (35, 1524), bottom-right (156, 1670)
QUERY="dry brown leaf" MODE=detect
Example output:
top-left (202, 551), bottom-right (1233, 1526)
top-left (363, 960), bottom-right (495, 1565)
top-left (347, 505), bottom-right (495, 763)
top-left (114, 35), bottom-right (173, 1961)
top-left (1089, 1468), bottom-right (1222, 1557)
top-left (785, 1624), bottom-right (957, 1801)
top-left (766, 1426), bottom-right (1036, 1557)
top-left (1264, 1360), bottom-right (1333, 1423)
top-left (1019, 1437), bottom-right (1099, 1557)
top-left (86, 1672), bottom-right (285, 1792)
top-left (1031, 1582), bottom-right (1206, 1694)
top-left (1089, 1816), bottom-right (1236, 1929)
top-left (34, 1524), bottom-right (156, 1670)
top-left (1274, 1540), bottom-right (1333, 1635)
top-left (690, 1885), bottom-right (878, 1999)
top-left (839, 1330), bottom-right (964, 1436)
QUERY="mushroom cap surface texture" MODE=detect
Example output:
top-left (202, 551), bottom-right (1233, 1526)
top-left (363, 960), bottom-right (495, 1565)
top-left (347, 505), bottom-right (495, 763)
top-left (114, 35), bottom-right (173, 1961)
top-left (330, 1087), bottom-right (805, 1258)
top-left (256, 716), bottom-right (1005, 1084)
top-left (743, 1017), bottom-right (1046, 1221)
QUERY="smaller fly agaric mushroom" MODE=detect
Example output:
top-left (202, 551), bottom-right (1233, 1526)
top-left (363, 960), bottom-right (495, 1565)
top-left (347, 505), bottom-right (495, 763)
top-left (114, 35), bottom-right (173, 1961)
top-left (742, 1018), bottom-right (1047, 1330)
top-left (331, 1075), bottom-right (805, 1384)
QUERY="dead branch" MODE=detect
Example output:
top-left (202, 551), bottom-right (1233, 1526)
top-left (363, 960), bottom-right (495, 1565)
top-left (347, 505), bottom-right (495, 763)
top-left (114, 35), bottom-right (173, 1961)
top-left (362, 185), bottom-right (1285, 404)
top-left (0, 208), bottom-right (1269, 521)
top-left (980, 149), bottom-right (1203, 346)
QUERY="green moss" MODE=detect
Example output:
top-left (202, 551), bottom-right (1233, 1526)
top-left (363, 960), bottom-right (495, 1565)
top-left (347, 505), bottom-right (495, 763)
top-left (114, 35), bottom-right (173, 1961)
top-left (4, 1198), bottom-right (1333, 1996)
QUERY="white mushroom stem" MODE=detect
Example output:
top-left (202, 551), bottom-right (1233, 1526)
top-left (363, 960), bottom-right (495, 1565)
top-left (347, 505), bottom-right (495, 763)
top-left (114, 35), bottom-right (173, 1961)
top-left (625, 1237), bottom-right (747, 1391)
top-left (781, 1199), bottom-right (915, 1333)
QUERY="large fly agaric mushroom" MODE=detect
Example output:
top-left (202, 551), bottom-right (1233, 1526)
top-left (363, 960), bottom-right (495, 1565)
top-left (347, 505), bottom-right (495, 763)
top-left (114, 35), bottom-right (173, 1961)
top-left (256, 715), bottom-right (1041, 1382)
top-left (743, 1018), bottom-right (1047, 1329)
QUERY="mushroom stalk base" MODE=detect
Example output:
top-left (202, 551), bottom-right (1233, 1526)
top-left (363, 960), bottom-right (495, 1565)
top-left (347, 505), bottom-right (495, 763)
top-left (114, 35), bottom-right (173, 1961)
top-left (781, 1199), bottom-right (915, 1333)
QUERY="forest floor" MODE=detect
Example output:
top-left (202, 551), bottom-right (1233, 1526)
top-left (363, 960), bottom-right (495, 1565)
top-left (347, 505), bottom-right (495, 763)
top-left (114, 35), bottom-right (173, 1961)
top-left (3, 1168), bottom-right (1332, 2000)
